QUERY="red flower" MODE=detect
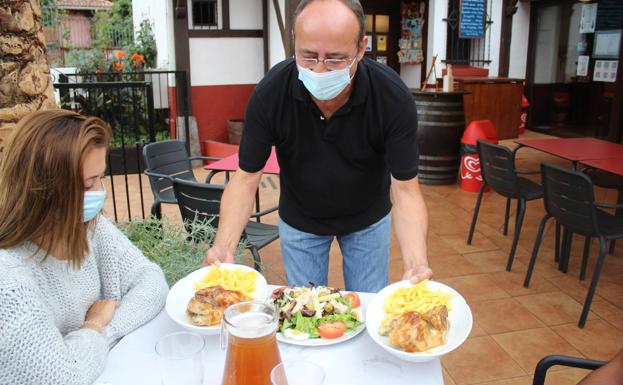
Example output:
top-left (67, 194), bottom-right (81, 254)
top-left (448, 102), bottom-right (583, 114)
top-left (131, 53), bottom-right (145, 63)
top-left (113, 61), bottom-right (124, 71)
top-left (114, 50), bottom-right (125, 59)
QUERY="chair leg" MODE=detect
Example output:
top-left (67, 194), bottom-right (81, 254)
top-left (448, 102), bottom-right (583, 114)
top-left (503, 198), bottom-right (511, 236)
top-left (561, 230), bottom-right (573, 274)
top-left (507, 199), bottom-right (526, 272)
top-left (150, 201), bottom-right (162, 219)
top-left (467, 184), bottom-right (486, 245)
top-left (580, 237), bottom-right (591, 281)
top-left (579, 237), bottom-right (607, 328)
top-left (524, 214), bottom-right (551, 288)
top-left (250, 246), bottom-right (262, 272)
top-left (611, 190), bottom-right (623, 255)
top-left (555, 221), bottom-right (561, 263)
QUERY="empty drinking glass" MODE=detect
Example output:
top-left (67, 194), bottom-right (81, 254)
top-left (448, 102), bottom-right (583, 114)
top-left (155, 331), bottom-right (205, 385)
top-left (270, 360), bottom-right (325, 385)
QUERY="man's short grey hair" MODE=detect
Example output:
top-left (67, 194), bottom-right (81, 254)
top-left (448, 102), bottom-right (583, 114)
top-left (293, 0), bottom-right (365, 43)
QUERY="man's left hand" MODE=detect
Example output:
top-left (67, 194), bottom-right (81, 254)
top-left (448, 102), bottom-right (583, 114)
top-left (402, 265), bottom-right (433, 283)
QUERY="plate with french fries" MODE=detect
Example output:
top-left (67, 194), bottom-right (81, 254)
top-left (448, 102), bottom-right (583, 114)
top-left (165, 263), bottom-right (268, 335)
top-left (365, 280), bottom-right (472, 362)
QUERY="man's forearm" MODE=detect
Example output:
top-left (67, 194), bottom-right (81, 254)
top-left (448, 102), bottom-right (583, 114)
top-left (390, 177), bottom-right (429, 269)
top-left (213, 170), bottom-right (262, 253)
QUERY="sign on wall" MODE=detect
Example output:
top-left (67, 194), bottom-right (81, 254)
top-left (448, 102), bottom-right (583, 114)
top-left (459, 0), bottom-right (485, 39)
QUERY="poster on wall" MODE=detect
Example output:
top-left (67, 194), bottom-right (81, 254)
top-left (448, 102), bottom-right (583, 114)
top-left (377, 35), bottom-right (387, 51)
top-left (398, 1), bottom-right (425, 64)
top-left (594, 30), bottom-right (621, 58)
top-left (577, 55), bottom-right (590, 76)
top-left (580, 3), bottom-right (597, 34)
top-left (365, 36), bottom-right (372, 52)
top-left (593, 60), bottom-right (618, 82)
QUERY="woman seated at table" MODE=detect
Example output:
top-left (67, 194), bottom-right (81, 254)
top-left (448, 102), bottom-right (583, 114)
top-left (0, 110), bottom-right (169, 384)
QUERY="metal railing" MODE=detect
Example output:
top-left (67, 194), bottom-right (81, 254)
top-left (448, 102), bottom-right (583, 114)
top-left (53, 70), bottom-right (191, 221)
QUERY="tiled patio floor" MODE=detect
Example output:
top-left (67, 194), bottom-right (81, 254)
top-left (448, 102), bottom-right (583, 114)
top-left (104, 130), bottom-right (623, 385)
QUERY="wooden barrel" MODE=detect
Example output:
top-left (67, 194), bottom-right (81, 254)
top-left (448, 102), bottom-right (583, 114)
top-left (412, 91), bottom-right (468, 185)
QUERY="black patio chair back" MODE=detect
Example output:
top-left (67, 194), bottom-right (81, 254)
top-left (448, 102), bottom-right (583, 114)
top-left (524, 163), bottom-right (623, 327)
top-left (467, 140), bottom-right (543, 271)
top-left (143, 140), bottom-right (219, 218)
top-left (172, 178), bottom-right (279, 272)
top-left (478, 140), bottom-right (521, 198)
top-left (173, 178), bottom-right (224, 229)
top-left (542, 163), bottom-right (599, 236)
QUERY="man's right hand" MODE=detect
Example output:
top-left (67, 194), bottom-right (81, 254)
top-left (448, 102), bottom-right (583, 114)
top-left (203, 244), bottom-right (235, 266)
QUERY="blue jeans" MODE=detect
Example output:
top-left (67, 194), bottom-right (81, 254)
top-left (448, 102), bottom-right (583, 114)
top-left (278, 214), bottom-right (390, 292)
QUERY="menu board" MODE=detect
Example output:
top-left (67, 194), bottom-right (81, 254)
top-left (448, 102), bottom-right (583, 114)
top-left (459, 0), bottom-right (485, 39)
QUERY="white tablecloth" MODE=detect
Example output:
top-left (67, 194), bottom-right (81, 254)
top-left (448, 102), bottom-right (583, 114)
top-left (94, 289), bottom-right (443, 385)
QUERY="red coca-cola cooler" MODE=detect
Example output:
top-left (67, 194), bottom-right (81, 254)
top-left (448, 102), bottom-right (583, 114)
top-left (459, 120), bottom-right (498, 192)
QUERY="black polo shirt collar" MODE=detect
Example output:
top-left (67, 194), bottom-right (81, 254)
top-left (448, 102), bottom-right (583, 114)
top-left (292, 58), bottom-right (369, 108)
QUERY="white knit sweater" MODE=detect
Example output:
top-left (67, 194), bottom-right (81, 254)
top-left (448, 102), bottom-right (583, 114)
top-left (0, 216), bottom-right (169, 385)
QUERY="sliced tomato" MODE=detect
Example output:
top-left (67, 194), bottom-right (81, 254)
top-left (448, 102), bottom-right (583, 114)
top-left (317, 322), bottom-right (346, 339)
top-left (343, 292), bottom-right (361, 308)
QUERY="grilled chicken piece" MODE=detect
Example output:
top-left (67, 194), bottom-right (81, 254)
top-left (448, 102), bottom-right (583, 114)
top-left (380, 305), bottom-right (450, 353)
top-left (186, 286), bottom-right (248, 326)
top-left (421, 305), bottom-right (449, 333)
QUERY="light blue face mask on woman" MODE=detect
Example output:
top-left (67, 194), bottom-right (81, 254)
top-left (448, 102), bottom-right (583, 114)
top-left (297, 58), bottom-right (357, 101)
top-left (83, 189), bottom-right (106, 222)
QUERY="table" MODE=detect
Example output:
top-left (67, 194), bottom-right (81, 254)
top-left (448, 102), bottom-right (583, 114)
top-left (204, 147), bottom-right (280, 219)
top-left (514, 138), bottom-right (623, 163)
top-left (204, 147), bottom-right (280, 176)
top-left (93, 288), bottom-right (443, 385)
top-left (581, 158), bottom-right (623, 177)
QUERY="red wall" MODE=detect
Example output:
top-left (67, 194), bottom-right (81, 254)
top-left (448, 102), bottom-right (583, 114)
top-left (191, 84), bottom-right (256, 143)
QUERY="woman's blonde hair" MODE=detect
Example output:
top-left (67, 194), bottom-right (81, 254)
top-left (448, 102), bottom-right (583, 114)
top-left (0, 109), bottom-right (111, 268)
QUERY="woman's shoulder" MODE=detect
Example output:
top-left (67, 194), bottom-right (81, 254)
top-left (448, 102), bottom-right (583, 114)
top-left (0, 248), bottom-right (40, 307)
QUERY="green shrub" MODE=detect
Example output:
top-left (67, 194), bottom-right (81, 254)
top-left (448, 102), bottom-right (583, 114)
top-left (118, 216), bottom-right (249, 286)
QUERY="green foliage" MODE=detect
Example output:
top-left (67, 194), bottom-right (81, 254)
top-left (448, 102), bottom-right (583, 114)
top-left (41, 0), bottom-right (60, 26)
top-left (92, 0), bottom-right (134, 49)
top-left (132, 19), bottom-right (158, 68)
top-left (118, 216), bottom-right (250, 286)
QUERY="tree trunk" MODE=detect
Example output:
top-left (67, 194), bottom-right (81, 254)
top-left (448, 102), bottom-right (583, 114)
top-left (0, 0), bottom-right (57, 142)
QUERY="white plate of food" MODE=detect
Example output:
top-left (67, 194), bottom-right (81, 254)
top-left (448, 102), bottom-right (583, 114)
top-left (365, 280), bottom-right (472, 362)
top-left (165, 263), bottom-right (268, 335)
top-left (270, 285), bottom-right (366, 346)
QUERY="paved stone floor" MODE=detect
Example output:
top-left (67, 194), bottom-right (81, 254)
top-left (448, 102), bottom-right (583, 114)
top-left (104, 130), bottom-right (622, 385)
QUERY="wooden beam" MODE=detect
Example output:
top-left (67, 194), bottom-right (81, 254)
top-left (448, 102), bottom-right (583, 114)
top-left (284, 0), bottom-right (301, 57)
top-left (263, 0), bottom-right (270, 74)
top-left (498, 0), bottom-right (517, 77)
top-left (172, 0), bottom-right (192, 113)
top-left (272, 0), bottom-right (287, 53)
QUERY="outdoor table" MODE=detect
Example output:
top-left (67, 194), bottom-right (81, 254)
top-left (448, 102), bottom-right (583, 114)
top-left (204, 147), bottom-right (280, 221)
top-left (581, 158), bottom-right (623, 178)
top-left (514, 137), bottom-right (623, 165)
top-left (93, 286), bottom-right (444, 385)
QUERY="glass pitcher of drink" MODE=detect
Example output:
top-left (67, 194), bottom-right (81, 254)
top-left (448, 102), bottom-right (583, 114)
top-left (221, 301), bottom-right (283, 385)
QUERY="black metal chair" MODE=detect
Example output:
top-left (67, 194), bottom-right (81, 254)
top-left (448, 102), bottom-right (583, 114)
top-left (172, 178), bottom-right (279, 272)
top-left (532, 355), bottom-right (605, 385)
top-left (143, 140), bottom-right (223, 218)
top-left (467, 140), bottom-right (543, 271)
top-left (524, 163), bottom-right (623, 327)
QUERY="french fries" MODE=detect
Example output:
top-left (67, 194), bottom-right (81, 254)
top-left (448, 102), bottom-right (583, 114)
top-left (382, 280), bottom-right (452, 322)
top-left (194, 265), bottom-right (258, 298)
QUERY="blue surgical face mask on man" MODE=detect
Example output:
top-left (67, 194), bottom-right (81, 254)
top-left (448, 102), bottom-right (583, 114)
top-left (83, 188), bottom-right (106, 222)
top-left (297, 57), bottom-right (357, 101)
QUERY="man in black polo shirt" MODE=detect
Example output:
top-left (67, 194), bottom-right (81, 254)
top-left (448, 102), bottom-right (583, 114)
top-left (204, 0), bottom-right (431, 292)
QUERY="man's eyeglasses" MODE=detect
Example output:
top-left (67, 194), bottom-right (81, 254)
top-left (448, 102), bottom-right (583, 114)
top-left (296, 56), bottom-right (357, 71)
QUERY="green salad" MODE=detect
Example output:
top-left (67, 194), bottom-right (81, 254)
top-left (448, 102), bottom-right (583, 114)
top-left (270, 285), bottom-right (363, 340)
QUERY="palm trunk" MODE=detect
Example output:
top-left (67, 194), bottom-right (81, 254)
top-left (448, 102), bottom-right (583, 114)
top-left (0, 0), bottom-right (57, 142)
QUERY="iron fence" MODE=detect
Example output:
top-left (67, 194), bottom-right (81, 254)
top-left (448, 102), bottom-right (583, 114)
top-left (53, 70), bottom-right (191, 222)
